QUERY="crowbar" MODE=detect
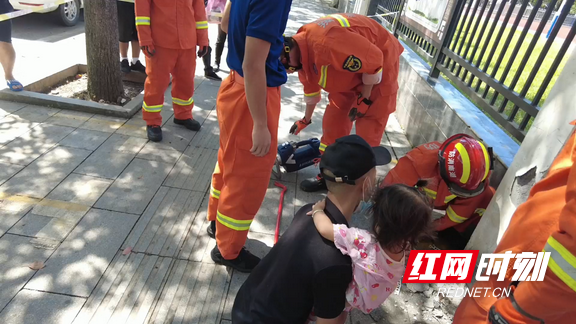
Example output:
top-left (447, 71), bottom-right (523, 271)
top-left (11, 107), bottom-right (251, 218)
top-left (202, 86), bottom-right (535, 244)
top-left (274, 182), bottom-right (287, 245)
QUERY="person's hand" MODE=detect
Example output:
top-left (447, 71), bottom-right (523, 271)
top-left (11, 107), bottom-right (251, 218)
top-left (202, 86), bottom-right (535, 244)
top-left (360, 84), bottom-right (372, 99)
top-left (289, 117), bottom-right (311, 135)
top-left (198, 46), bottom-right (209, 58)
top-left (307, 199), bottom-right (326, 216)
top-left (141, 45), bottom-right (156, 58)
top-left (251, 124), bottom-right (271, 157)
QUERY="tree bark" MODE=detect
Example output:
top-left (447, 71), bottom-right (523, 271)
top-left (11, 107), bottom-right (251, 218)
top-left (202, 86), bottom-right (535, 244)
top-left (84, 0), bottom-right (123, 103)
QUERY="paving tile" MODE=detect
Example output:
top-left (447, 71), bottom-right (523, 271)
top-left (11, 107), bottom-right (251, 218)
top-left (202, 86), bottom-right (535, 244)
top-left (25, 208), bottom-right (139, 297)
top-left (0, 115), bottom-right (40, 145)
top-left (136, 123), bottom-right (197, 164)
top-left (178, 193), bottom-right (213, 262)
top-left (118, 109), bottom-right (175, 138)
top-left (0, 161), bottom-right (24, 186)
top-left (59, 129), bottom-right (111, 151)
top-left (74, 134), bottom-right (148, 179)
top-left (8, 213), bottom-right (52, 237)
top-left (0, 289), bottom-right (85, 324)
top-left (0, 146), bottom-right (92, 199)
top-left (189, 111), bottom-right (219, 150)
top-left (149, 260), bottom-right (230, 324)
top-left (0, 124), bottom-right (75, 165)
top-left (0, 100), bottom-right (26, 117)
top-left (73, 253), bottom-right (173, 324)
top-left (0, 234), bottom-right (53, 311)
top-left (94, 158), bottom-right (174, 214)
top-left (10, 105), bottom-right (60, 123)
top-left (250, 180), bottom-right (296, 236)
top-left (123, 187), bottom-right (203, 257)
top-left (163, 146), bottom-right (217, 192)
top-left (221, 270), bottom-right (248, 321)
top-left (44, 110), bottom-right (94, 128)
top-left (79, 115), bottom-right (127, 133)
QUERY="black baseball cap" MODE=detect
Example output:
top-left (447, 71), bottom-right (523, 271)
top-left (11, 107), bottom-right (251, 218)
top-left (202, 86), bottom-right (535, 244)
top-left (320, 135), bottom-right (392, 185)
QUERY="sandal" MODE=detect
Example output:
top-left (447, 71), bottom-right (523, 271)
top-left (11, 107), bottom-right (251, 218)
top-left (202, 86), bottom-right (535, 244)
top-left (6, 80), bottom-right (23, 92)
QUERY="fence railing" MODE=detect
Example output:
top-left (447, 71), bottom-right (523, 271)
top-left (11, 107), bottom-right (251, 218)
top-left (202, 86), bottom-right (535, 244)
top-left (377, 0), bottom-right (576, 142)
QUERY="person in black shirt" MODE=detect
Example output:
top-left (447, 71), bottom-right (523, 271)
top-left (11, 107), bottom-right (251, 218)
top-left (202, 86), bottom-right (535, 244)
top-left (232, 135), bottom-right (391, 324)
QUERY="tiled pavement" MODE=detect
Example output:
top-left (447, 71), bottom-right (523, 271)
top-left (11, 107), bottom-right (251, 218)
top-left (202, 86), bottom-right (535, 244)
top-left (0, 1), bottom-right (419, 323)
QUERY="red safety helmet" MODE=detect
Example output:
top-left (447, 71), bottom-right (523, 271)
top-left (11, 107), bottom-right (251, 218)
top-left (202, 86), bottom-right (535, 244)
top-left (438, 134), bottom-right (493, 198)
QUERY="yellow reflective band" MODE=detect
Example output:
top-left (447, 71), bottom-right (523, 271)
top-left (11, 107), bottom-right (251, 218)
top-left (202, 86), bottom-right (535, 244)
top-left (210, 186), bottom-right (221, 199)
top-left (304, 91), bottom-right (320, 97)
top-left (444, 194), bottom-right (457, 204)
top-left (135, 17), bottom-right (150, 26)
top-left (545, 236), bottom-right (576, 292)
top-left (478, 141), bottom-right (491, 181)
top-left (172, 97), bottom-right (194, 106)
top-left (376, 67), bottom-right (383, 74)
top-left (143, 102), bottom-right (162, 113)
top-left (318, 65), bottom-right (328, 88)
top-left (423, 188), bottom-right (437, 200)
top-left (196, 21), bottom-right (208, 29)
top-left (455, 142), bottom-right (471, 184)
top-left (446, 206), bottom-right (467, 223)
top-left (474, 208), bottom-right (486, 216)
top-left (214, 162), bottom-right (220, 174)
top-left (328, 14), bottom-right (350, 27)
top-left (217, 211), bottom-right (252, 231)
top-left (319, 142), bottom-right (328, 152)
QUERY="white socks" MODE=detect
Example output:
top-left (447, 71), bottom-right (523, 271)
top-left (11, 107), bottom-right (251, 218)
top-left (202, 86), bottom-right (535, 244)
top-left (132, 58), bottom-right (139, 64)
top-left (121, 57), bottom-right (128, 61)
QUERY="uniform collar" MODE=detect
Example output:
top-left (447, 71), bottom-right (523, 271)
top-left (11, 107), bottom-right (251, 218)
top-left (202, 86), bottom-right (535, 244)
top-left (323, 197), bottom-right (349, 226)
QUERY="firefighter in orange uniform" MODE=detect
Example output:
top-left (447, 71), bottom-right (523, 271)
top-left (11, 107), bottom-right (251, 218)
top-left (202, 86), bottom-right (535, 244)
top-left (281, 13), bottom-right (404, 192)
top-left (453, 122), bottom-right (576, 323)
top-left (135, 0), bottom-right (209, 142)
top-left (382, 134), bottom-right (495, 249)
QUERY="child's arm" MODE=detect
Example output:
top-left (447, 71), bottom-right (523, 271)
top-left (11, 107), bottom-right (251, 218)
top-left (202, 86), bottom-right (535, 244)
top-left (309, 200), bottom-right (335, 241)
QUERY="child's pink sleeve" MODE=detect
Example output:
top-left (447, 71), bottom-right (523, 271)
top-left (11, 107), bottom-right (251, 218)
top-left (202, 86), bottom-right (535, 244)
top-left (333, 225), bottom-right (371, 261)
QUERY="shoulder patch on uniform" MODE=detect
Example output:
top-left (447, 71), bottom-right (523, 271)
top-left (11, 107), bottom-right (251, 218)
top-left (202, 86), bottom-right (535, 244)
top-left (343, 55), bottom-right (362, 72)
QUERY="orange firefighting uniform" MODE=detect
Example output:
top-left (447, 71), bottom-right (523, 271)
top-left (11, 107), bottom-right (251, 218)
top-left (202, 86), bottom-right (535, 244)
top-left (293, 13), bottom-right (404, 151)
top-left (207, 72), bottom-right (281, 259)
top-left (135, 0), bottom-right (209, 126)
top-left (453, 126), bottom-right (576, 323)
top-left (382, 141), bottom-right (495, 232)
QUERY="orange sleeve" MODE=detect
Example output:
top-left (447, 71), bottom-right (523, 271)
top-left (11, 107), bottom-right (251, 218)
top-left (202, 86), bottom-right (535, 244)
top-left (298, 72), bottom-right (322, 105)
top-left (194, 0), bottom-right (209, 47)
top-left (381, 155), bottom-right (419, 187)
top-left (436, 187), bottom-right (494, 231)
top-left (135, 0), bottom-right (153, 47)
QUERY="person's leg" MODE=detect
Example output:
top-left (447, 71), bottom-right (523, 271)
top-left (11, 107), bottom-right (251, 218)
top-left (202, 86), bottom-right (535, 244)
top-left (203, 46), bottom-right (221, 81)
top-left (128, 2), bottom-right (146, 74)
top-left (171, 48), bottom-right (200, 129)
top-left (214, 25), bottom-right (227, 69)
top-left (117, 1), bottom-right (132, 73)
top-left (354, 92), bottom-right (396, 147)
top-left (0, 41), bottom-right (16, 81)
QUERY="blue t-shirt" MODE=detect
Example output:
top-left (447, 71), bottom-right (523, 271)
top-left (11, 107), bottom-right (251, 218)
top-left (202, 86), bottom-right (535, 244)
top-left (227, 0), bottom-right (292, 88)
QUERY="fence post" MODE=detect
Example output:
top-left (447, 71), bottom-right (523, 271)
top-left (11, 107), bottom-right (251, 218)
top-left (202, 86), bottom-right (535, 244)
top-left (392, 0), bottom-right (405, 37)
top-left (429, 0), bottom-right (466, 79)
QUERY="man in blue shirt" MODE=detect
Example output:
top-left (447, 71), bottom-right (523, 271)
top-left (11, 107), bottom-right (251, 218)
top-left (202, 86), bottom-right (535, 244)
top-left (206, 0), bottom-right (293, 273)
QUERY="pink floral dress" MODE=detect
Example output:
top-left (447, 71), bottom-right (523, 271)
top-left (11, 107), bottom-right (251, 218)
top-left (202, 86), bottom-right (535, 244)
top-left (333, 224), bottom-right (405, 314)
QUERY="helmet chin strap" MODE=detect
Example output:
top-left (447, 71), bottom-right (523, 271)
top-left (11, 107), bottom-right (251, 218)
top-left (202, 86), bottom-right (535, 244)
top-left (283, 37), bottom-right (302, 72)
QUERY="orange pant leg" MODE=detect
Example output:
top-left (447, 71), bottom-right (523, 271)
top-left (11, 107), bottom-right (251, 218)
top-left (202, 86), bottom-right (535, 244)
top-left (320, 92), bottom-right (355, 152)
top-left (171, 48), bottom-right (197, 121)
top-left (453, 293), bottom-right (490, 324)
top-left (355, 91), bottom-right (396, 147)
top-left (143, 46), bottom-right (177, 126)
top-left (212, 73), bottom-right (281, 259)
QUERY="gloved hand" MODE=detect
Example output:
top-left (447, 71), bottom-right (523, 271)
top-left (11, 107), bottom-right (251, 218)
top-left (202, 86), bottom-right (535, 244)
top-left (289, 117), bottom-right (311, 135)
top-left (198, 46), bottom-right (209, 58)
top-left (348, 93), bottom-right (373, 122)
top-left (141, 45), bottom-right (156, 58)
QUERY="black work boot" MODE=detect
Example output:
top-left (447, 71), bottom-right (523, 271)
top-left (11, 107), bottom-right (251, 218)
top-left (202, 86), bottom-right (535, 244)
top-left (173, 118), bottom-right (201, 131)
top-left (207, 220), bottom-right (216, 239)
top-left (300, 173), bottom-right (327, 192)
top-left (146, 125), bottom-right (163, 142)
top-left (131, 60), bottom-right (147, 74)
top-left (211, 246), bottom-right (261, 273)
top-left (120, 59), bottom-right (130, 73)
top-left (204, 68), bottom-right (222, 81)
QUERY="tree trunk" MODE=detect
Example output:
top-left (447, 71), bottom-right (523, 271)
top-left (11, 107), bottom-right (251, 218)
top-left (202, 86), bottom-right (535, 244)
top-left (84, 0), bottom-right (123, 103)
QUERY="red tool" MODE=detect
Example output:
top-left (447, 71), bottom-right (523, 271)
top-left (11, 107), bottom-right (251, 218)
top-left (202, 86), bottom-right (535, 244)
top-left (274, 181), bottom-right (287, 245)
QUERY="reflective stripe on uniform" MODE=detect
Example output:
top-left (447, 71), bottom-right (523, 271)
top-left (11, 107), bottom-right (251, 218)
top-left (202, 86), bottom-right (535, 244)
top-left (304, 91), bottom-right (320, 97)
top-left (210, 186), bottom-right (221, 199)
top-left (173, 97), bottom-right (194, 106)
top-left (423, 188), bottom-right (437, 200)
top-left (318, 65), bottom-right (328, 88)
top-left (143, 101), bottom-right (162, 113)
top-left (217, 211), bottom-right (252, 231)
top-left (545, 236), bottom-right (576, 292)
top-left (328, 14), bottom-right (350, 27)
top-left (196, 21), bottom-right (208, 29)
top-left (319, 142), bottom-right (328, 152)
top-left (444, 194), bottom-right (457, 204)
top-left (478, 141), bottom-right (491, 181)
top-left (455, 142), bottom-right (471, 184)
top-left (446, 206), bottom-right (467, 223)
top-left (474, 208), bottom-right (486, 216)
top-left (135, 16), bottom-right (150, 26)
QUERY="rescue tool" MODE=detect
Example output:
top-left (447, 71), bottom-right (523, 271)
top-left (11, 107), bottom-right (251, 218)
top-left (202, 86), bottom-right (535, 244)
top-left (272, 138), bottom-right (322, 180)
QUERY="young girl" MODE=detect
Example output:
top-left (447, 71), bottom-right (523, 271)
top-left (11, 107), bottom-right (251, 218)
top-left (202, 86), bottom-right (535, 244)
top-left (309, 181), bottom-right (433, 315)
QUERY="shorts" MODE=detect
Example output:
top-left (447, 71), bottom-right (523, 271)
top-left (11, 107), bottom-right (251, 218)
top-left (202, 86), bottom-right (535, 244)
top-left (0, 0), bottom-right (14, 44)
top-left (117, 1), bottom-right (138, 43)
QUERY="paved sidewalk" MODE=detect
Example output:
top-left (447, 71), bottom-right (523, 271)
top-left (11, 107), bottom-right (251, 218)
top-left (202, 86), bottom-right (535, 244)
top-left (0, 1), bottom-right (452, 323)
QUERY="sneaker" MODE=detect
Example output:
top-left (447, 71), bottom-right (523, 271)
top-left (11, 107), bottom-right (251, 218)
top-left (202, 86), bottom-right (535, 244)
top-left (214, 63), bottom-right (220, 72)
top-left (300, 174), bottom-right (327, 192)
top-left (207, 220), bottom-right (216, 239)
top-left (131, 60), bottom-right (147, 74)
top-left (146, 125), bottom-right (163, 142)
top-left (204, 69), bottom-right (222, 81)
top-left (120, 59), bottom-right (130, 73)
top-left (211, 246), bottom-right (261, 273)
top-left (173, 118), bottom-right (201, 131)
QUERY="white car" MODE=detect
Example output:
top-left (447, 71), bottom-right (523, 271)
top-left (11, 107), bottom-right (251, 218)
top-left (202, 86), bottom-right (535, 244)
top-left (9, 0), bottom-right (83, 26)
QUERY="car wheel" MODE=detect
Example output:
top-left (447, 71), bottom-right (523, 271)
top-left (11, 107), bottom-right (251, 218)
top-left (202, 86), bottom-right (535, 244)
top-left (58, 0), bottom-right (81, 27)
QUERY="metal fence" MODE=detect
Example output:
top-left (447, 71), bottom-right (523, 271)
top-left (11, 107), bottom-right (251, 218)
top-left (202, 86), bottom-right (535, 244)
top-left (378, 0), bottom-right (576, 142)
